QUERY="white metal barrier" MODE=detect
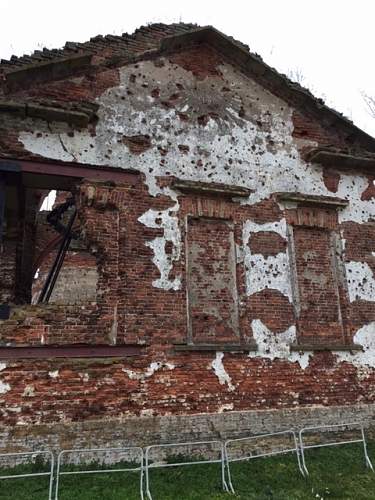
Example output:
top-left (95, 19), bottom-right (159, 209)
top-left (299, 422), bottom-right (374, 476)
top-left (224, 430), bottom-right (303, 494)
top-left (144, 440), bottom-right (229, 500)
top-left (55, 446), bottom-right (144, 500)
top-left (0, 450), bottom-right (54, 500)
top-left (0, 421), bottom-right (373, 499)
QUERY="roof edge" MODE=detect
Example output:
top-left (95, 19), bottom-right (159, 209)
top-left (1, 24), bottom-right (374, 151)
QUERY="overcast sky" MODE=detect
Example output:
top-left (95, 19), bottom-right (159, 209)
top-left (1, 0), bottom-right (374, 137)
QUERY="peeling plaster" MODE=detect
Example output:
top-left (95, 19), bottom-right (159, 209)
top-left (336, 322), bottom-right (375, 369)
top-left (123, 361), bottom-right (175, 381)
top-left (242, 219), bottom-right (292, 300)
top-left (218, 403), bottom-right (234, 413)
top-left (211, 352), bottom-right (235, 391)
top-left (138, 205), bottom-right (181, 290)
top-left (48, 370), bottom-right (59, 379)
top-left (0, 363), bottom-right (6, 372)
top-left (79, 372), bottom-right (90, 382)
top-left (140, 409), bottom-right (155, 417)
top-left (110, 303), bottom-right (118, 345)
top-left (337, 174), bottom-right (375, 224)
top-left (19, 60), bottom-right (315, 204)
top-left (22, 385), bottom-right (35, 397)
top-left (18, 59), bottom-right (375, 227)
top-left (0, 381), bottom-right (10, 394)
top-left (249, 319), bottom-right (311, 370)
top-left (18, 60), bottom-right (375, 305)
top-left (16, 55), bottom-right (375, 375)
top-left (345, 261), bottom-right (375, 302)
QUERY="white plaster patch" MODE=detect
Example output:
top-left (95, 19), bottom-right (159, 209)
top-left (138, 205), bottom-right (181, 290)
top-left (0, 363), bottom-right (6, 372)
top-left (101, 376), bottom-right (116, 386)
top-left (218, 403), bottom-right (234, 413)
top-left (22, 385), bottom-right (35, 397)
top-left (242, 219), bottom-right (292, 300)
top-left (0, 381), bottom-right (10, 394)
top-left (345, 261), bottom-right (375, 302)
top-left (18, 59), bottom-right (374, 230)
top-left (340, 233), bottom-right (346, 252)
top-left (140, 409), bottom-right (155, 417)
top-left (6, 406), bottom-right (21, 413)
top-left (79, 372), bottom-right (90, 382)
top-left (337, 174), bottom-right (375, 224)
top-left (48, 370), bottom-right (59, 379)
top-left (210, 352), bottom-right (235, 391)
top-left (249, 319), bottom-right (311, 369)
top-left (18, 61), bottom-right (321, 204)
top-left (336, 322), bottom-right (375, 369)
top-left (123, 361), bottom-right (175, 381)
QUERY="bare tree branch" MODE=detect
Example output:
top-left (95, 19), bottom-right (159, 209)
top-left (287, 67), bottom-right (307, 86)
top-left (362, 92), bottom-right (375, 119)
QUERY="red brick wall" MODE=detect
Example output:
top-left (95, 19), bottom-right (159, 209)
top-left (0, 240), bottom-right (17, 303)
top-left (0, 41), bottom-right (374, 435)
top-left (0, 176), bottom-right (373, 429)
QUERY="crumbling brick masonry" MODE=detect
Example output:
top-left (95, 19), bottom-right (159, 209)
top-left (0, 24), bottom-right (374, 452)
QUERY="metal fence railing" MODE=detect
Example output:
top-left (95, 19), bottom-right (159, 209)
top-left (0, 450), bottom-right (54, 500)
top-left (299, 422), bottom-right (374, 476)
top-left (224, 430), bottom-right (303, 493)
top-left (0, 420), bottom-right (373, 499)
top-left (54, 446), bottom-right (144, 500)
top-left (144, 440), bottom-right (229, 500)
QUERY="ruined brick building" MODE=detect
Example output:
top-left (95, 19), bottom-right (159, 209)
top-left (0, 24), bottom-right (375, 451)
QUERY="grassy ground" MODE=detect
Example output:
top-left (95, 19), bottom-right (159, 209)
top-left (0, 442), bottom-right (374, 499)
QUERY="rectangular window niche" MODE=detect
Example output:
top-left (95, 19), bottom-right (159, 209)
top-left (280, 192), bottom-right (353, 347)
top-left (186, 216), bottom-right (240, 345)
top-left (291, 225), bottom-right (345, 342)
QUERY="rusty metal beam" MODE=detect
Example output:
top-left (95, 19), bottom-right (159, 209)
top-left (0, 345), bottom-right (145, 359)
top-left (0, 158), bottom-right (140, 186)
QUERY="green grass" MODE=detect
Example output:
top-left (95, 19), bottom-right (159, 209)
top-left (0, 442), bottom-right (374, 499)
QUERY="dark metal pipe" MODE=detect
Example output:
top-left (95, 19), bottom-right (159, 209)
top-left (38, 208), bottom-right (76, 303)
top-left (0, 173), bottom-right (5, 245)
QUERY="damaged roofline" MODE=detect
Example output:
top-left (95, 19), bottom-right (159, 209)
top-left (1, 24), bottom-right (374, 151)
top-left (2, 53), bottom-right (93, 92)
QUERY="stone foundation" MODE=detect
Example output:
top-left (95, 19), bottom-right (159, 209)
top-left (2, 404), bottom-right (374, 455)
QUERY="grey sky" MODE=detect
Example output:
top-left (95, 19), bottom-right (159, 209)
top-left (1, 0), bottom-right (374, 137)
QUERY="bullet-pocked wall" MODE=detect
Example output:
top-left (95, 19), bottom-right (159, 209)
top-left (0, 25), bottom-right (374, 451)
